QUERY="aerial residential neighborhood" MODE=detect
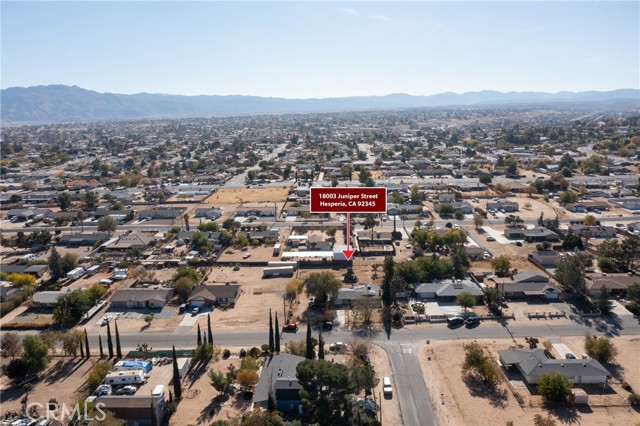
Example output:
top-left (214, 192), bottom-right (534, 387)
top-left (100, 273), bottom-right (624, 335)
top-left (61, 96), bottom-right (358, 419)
top-left (1, 98), bottom-right (639, 426)
top-left (1, 2), bottom-right (640, 426)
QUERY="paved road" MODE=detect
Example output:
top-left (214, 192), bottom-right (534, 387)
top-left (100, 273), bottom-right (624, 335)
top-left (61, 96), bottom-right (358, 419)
top-left (382, 340), bottom-right (436, 426)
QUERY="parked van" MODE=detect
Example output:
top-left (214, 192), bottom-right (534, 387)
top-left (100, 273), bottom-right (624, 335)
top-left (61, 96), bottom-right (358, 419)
top-left (104, 369), bottom-right (146, 385)
top-left (383, 377), bottom-right (393, 397)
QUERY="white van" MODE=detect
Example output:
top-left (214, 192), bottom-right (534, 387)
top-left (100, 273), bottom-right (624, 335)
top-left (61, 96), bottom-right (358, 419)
top-left (383, 377), bottom-right (393, 397)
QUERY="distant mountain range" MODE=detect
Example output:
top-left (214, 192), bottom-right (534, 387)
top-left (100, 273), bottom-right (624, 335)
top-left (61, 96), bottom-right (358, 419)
top-left (1, 85), bottom-right (638, 123)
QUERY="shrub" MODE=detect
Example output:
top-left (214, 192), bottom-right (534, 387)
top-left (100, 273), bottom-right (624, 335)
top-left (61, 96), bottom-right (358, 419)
top-left (261, 344), bottom-right (270, 353)
top-left (239, 348), bottom-right (247, 358)
top-left (628, 392), bottom-right (640, 406)
top-left (222, 349), bottom-right (231, 359)
top-left (248, 347), bottom-right (260, 358)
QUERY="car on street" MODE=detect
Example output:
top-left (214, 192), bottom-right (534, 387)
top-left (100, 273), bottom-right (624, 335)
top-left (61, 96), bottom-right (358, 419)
top-left (404, 243), bottom-right (412, 249)
top-left (464, 317), bottom-right (480, 327)
top-left (486, 236), bottom-right (496, 242)
top-left (320, 320), bottom-right (333, 331)
top-left (383, 377), bottom-right (393, 397)
top-left (282, 323), bottom-right (298, 332)
top-left (115, 385), bottom-right (138, 395)
top-left (447, 317), bottom-right (464, 327)
top-left (101, 316), bottom-right (113, 326)
top-left (329, 342), bottom-right (347, 352)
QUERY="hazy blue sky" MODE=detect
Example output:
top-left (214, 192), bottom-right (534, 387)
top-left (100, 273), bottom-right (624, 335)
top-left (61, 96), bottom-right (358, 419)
top-left (2, 1), bottom-right (638, 98)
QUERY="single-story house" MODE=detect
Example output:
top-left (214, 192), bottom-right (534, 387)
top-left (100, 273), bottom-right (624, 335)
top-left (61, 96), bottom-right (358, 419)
top-left (31, 291), bottom-right (64, 308)
top-left (585, 273), bottom-right (640, 298)
top-left (491, 269), bottom-right (560, 300)
top-left (498, 348), bottom-right (609, 385)
top-left (254, 354), bottom-right (305, 415)
top-left (565, 202), bottom-right (610, 213)
top-left (504, 227), bottom-right (559, 242)
top-left (415, 279), bottom-right (483, 303)
top-left (529, 251), bottom-right (562, 269)
top-left (567, 225), bottom-right (617, 239)
top-left (387, 204), bottom-right (424, 215)
top-left (438, 192), bottom-right (457, 203)
top-left (138, 206), bottom-right (186, 220)
top-left (6, 208), bottom-right (53, 221)
top-left (104, 232), bottom-right (155, 251)
top-left (487, 201), bottom-right (519, 212)
top-left (110, 288), bottom-right (174, 309)
top-left (194, 207), bottom-right (223, 220)
top-left (465, 245), bottom-right (485, 261)
top-left (450, 202), bottom-right (474, 215)
top-left (235, 206), bottom-right (276, 217)
top-left (1, 264), bottom-right (48, 278)
top-left (60, 232), bottom-right (111, 247)
top-left (334, 284), bottom-right (381, 307)
top-left (188, 284), bottom-right (242, 307)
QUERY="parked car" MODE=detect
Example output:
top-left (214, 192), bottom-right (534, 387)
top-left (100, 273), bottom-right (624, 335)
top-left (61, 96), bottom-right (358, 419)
top-left (191, 307), bottom-right (200, 316)
top-left (115, 385), bottom-right (137, 395)
top-left (515, 241), bottom-right (523, 246)
top-left (320, 321), bottom-right (333, 331)
top-left (329, 342), bottom-right (347, 352)
top-left (464, 317), bottom-right (480, 327)
top-left (179, 304), bottom-right (188, 314)
top-left (447, 317), bottom-right (464, 327)
top-left (95, 384), bottom-right (112, 397)
top-left (486, 236), bottom-right (496, 242)
top-left (383, 377), bottom-right (393, 397)
top-left (242, 253), bottom-right (251, 259)
top-left (101, 316), bottom-right (114, 326)
top-left (282, 323), bottom-right (298, 332)
top-left (565, 353), bottom-right (577, 359)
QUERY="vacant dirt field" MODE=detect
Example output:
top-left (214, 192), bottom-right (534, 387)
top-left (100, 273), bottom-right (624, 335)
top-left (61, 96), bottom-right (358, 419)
top-left (170, 358), bottom-right (244, 426)
top-left (0, 357), bottom-right (94, 416)
top-left (201, 266), bottom-right (295, 330)
top-left (419, 339), bottom-right (639, 426)
top-left (205, 187), bottom-right (290, 204)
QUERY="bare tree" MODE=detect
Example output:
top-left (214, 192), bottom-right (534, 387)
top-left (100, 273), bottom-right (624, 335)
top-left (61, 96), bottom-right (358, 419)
top-left (352, 297), bottom-right (374, 328)
top-left (1, 332), bottom-right (22, 358)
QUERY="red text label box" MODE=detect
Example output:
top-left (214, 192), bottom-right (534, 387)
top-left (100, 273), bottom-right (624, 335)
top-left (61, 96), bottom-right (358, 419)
top-left (310, 187), bottom-right (387, 213)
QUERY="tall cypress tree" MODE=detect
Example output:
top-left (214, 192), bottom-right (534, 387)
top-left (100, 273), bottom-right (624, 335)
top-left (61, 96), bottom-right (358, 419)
top-left (197, 324), bottom-right (202, 347)
top-left (115, 320), bottom-right (123, 359)
top-left (84, 329), bottom-right (90, 358)
top-left (172, 345), bottom-right (182, 400)
top-left (274, 313), bottom-right (280, 353)
top-left (318, 332), bottom-right (325, 360)
top-left (80, 340), bottom-right (85, 358)
top-left (106, 321), bottom-right (114, 358)
top-left (268, 309), bottom-right (274, 353)
top-left (150, 401), bottom-right (158, 426)
top-left (382, 256), bottom-right (394, 306)
top-left (99, 335), bottom-right (104, 359)
top-left (207, 314), bottom-right (213, 345)
top-left (305, 319), bottom-right (313, 359)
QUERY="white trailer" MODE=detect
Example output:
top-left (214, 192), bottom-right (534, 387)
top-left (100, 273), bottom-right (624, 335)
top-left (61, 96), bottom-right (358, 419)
top-left (66, 267), bottom-right (86, 280)
top-left (104, 369), bottom-right (146, 385)
top-left (267, 261), bottom-right (298, 270)
top-left (86, 265), bottom-right (101, 276)
top-left (262, 266), bottom-right (295, 278)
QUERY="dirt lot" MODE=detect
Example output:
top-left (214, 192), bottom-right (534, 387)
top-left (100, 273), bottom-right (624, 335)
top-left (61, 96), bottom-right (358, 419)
top-left (202, 266), bottom-right (297, 330)
top-left (419, 338), bottom-right (639, 426)
top-left (170, 358), bottom-right (244, 426)
top-left (216, 244), bottom-right (280, 264)
top-left (0, 357), bottom-right (94, 415)
top-left (205, 187), bottom-right (290, 204)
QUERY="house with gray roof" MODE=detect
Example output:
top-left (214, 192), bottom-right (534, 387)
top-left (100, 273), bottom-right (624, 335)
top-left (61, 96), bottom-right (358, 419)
top-left (504, 227), bottom-right (559, 242)
top-left (498, 348), bottom-right (609, 385)
top-left (490, 270), bottom-right (559, 301)
top-left (1, 264), bottom-right (48, 277)
top-left (415, 279), bottom-right (483, 303)
top-left (254, 354), bottom-right (304, 415)
top-left (187, 284), bottom-right (241, 307)
top-left (31, 291), bottom-right (64, 308)
top-left (110, 288), bottom-right (173, 309)
top-left (334, 284), bottom-right (381, 307)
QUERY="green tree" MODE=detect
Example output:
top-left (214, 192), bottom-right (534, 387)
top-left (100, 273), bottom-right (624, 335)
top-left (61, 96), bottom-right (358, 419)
top-left (22, 335), bottom-right (50, 375)
top-left (491, 256), bottom-right (511, 278)
top-left (351, 363), bottom-right (379, 399)
top-left (208, 369), bottom-right (229, 393)
top-left (222, 218), bottom-right (240, 231)
top-left (106, 321), bottom-right (114, 358)
top-left (537, 372), bottom-right (572, 405)
top-left (84, 190), bottom-right (99, 209)
top-left (479, 173), bottom-right (492, 184)
top-left (274, 313), bottom-right (280, 353)
top-left (87, 359), bottom-right (113, 391)
top-left (57, 192), bottom-right (72, 211)
top-left (461, 342), bottom-right (500, 385)
top-left (198, 222), bottom-right (219, 232)
top-left (382, 256), bottom-right (394, 306)
top-left (304, 272), bottom-right (342, 311)
top-left (583, 215), bottom-right (597, 226)
top-left (97, 216), bottom-right (117, 232)
top-left (172, 345), bottom-right (182, 400)
top-left (296, 359), bottom-right (356, 426)
top-left (554, 254), bottom-right (589, 295)
top-left (48, 247), bottom-right (64, 282)
top-left (597, 257), bottom-right (619, 273)
top-left (317, 332), bottom-right (324, 360)
top-left (61, 330), bottom-right (84, 357)
top-left (562, 234), bottom-right (584, 251)
top-left (99, 335), bottom-right (104, 358)
top-left (197, 324), bottom-right (202, 347)
top-left (595, 286), bottom-right (613, 315)
top-left (584, 335), bottom-right (618, 363)
top-left (115, 321), bottom-right (122, 359)
top-left (268, 309), bottom-right (274, 353)
top-left (174, 277), bottom-right (195, 302)
top-left (456, 291), bottom-right (476, 312)
top-left (84, 329), bottom-right (90, 358)
top-left (190, 231), bottom-right (212, 251)
top-left (173, 266), bottom-right (201, 283)
top-left (483, 287), bottom-right (502, 314)
top-left (207, 314), bottom-right (214, 345)
top-left (559, 190), bottom-right (579, 204)
top-left (305, 320), bottom-right (314, 360)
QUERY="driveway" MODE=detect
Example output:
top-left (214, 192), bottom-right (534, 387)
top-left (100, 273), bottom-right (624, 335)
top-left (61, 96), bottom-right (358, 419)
top-left (480, 226), bottom-right (512, 245)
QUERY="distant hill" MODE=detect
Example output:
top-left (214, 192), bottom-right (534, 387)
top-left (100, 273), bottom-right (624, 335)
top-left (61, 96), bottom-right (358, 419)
top-left (1, 85), bottom-right (638, 123)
